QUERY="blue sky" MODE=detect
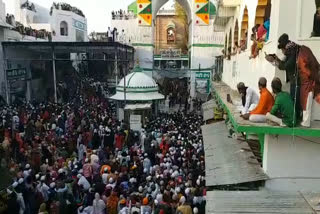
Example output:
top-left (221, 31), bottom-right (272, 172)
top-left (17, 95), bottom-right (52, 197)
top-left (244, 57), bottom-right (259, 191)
top-left (3, 0), bottom-right (134, 32)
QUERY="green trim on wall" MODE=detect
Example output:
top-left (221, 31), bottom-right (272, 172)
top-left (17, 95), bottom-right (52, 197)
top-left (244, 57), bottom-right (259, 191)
top-left (132, 43), bottom-right (154, 47)
top-left (132, 43), bottom-right (223, 48)
top-left (116, 89), bottom-right (159, 93)
top-left (191, 68), bottom-right (212, 71)
top-left (127, 72), bottom-right (137, 86)
top-left (213, 86), bottom-right (320, 138)
top-left (117, 85), bottom-right (157, 89)
top-left (139, 68), bottom-right (213, 72)
top-left (189, 44), bottom-right (224, 48)
top-left (258, 134), bottom-right (265, 160)
top-left (142, 68), bottom-right (153, 71)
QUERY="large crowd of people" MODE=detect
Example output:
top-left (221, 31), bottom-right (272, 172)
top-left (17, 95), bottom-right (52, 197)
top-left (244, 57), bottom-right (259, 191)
top-left (0, 78), bottom-right (206, 214)
top-left (5, 14), bottom-right (52, 41)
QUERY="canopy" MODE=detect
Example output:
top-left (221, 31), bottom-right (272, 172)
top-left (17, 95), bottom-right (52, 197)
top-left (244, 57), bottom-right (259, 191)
top-left (109, 65), bottom-right (165, 101)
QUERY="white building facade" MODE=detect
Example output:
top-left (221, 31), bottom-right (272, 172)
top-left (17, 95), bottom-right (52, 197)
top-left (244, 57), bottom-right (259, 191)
top-left (111, 0), bottom-right (225, 97)
top-left (13, 0), bottom-right (88, 42)
top-left (214, 0), bottom-right (320, 192)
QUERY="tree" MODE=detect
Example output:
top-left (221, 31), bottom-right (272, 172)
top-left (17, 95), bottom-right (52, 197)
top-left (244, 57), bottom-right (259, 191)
top-left (175, 2), bottom-right (189, 53)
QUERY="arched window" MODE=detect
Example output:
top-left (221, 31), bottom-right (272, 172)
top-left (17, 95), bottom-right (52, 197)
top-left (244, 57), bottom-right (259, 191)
top-left (227, 29), bottom-right (232, 60)
top-left (255, 0), bottom-right (271, 41)
top-left (167, 28), bottom-right (175, 43)
top-left (224, 34), bottom-right (227, 57)
top-left (60, 21), bottom-right (68, 36)
top-left (240, 6), bottom-right (249, 51)
top-left (312, 0), bottom-right (320, 37)
top-left (167, 21), bottom-right (176, 43)
top-left (233, 20), bottom-right (239, 55)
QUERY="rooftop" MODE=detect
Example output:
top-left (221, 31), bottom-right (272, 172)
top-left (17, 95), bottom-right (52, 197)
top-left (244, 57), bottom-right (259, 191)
top-left (212, 82), bottom-right (320, 137)
top-left (2, 41), bottom-right (134, 60)
top-left (202, 122), bottom-right (268, 187)
top-left (206, 190), bottom-right (320, 213)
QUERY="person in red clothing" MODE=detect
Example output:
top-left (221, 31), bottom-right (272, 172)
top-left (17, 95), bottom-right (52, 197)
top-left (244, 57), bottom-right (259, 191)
top-left (160, 135), bottom-right (169, 155)
top-left (115, 131), bottom-right (124, 150)
top-left (242, 77), bottom-right (275, 123)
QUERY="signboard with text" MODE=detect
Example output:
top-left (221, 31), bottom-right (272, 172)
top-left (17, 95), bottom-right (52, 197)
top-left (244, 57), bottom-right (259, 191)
top-left (160, 49), bottom-right (181, 58)
top-left (6, 68), bottom-right (27, 81)
top-left (130, 114), bottom-right (142, 131)
top-left (72, 19), bottom-right (86, 31)
top-left (196, 72), bottom-right (211, 79)
top-left (196, 72), bottom-right (211, 94)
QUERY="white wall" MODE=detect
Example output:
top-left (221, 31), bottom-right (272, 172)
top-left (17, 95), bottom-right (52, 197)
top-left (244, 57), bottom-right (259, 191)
top-left (0, 0), bottom-right (5, 21)
top-left (29, 23), bottom-right (51, 31)
top-left (263, 134), bottom-right (320, 192)
top-left (112, 19), bottom-right (153, 69)
top-left (221, 0), bottom-right (320, 92)
top-left (191, 20), bottom-right (224, 69)
top-left (0, 0), bottom-right (6, 97)
top-left (112, 19), bottom-right (153, 44)
top-left (0, 28), bottom-right (4, 97)
top-left (14, 0), bottom-right (50, 25)
top-left (19, 9), bottom-right (36, 26)
top-left (51, 9), bottom-right (88, 42)
top-left (221, 0), bottom-right (280, 92)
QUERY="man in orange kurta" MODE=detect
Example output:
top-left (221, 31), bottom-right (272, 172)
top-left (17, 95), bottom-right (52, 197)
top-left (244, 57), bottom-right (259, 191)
top-left (242, 77), bottom-right (275, 123)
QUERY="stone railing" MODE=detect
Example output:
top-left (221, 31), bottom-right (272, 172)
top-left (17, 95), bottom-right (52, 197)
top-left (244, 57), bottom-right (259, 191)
top-left (8, 20), bottom-right (51, 40)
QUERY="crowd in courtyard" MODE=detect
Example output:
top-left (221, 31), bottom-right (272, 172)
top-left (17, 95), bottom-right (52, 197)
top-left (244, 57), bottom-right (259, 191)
top-left (0, 78), bottom-right (206, 214)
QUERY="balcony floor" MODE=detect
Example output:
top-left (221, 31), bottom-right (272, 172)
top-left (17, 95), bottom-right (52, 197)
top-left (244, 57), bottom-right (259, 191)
top-left (213, 82), bottom-right (320, 137)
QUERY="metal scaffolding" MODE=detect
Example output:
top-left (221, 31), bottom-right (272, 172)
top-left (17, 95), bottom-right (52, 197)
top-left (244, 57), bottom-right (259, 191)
top-left (1, 41), bottom-right (134, 104)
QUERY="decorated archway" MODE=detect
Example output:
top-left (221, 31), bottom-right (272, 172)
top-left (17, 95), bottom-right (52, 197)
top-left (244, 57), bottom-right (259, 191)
top-left (233, 19), bottom-right (239, 52)
top-left (133, 0), bottom-right (217, 98)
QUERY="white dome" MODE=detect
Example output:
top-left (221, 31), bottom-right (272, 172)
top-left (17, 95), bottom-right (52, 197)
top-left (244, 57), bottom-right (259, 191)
top-left (118, 72), bottom-right (158, 90)
top-left (110, 66), bottom-right (164, 101)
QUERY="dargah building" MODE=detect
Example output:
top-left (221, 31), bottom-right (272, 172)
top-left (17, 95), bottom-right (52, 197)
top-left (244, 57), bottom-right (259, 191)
top-left (111, 0), bottom-right (224, 99)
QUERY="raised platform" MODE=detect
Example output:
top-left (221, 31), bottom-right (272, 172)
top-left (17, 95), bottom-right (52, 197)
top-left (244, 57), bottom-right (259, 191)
top-left (212, 82), bottom-right (320, 137)
top-left (206, 191), bottom-right (320, 214)
top-left (202, 122), bottom-right (267, 187)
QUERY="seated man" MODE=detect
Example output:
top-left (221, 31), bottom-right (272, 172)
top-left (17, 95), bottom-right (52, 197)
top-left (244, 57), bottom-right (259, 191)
top-left (266, 78), bottom-right (296, 127)
top-left (237, 82), bottom-right (260, 115)
top-left (242, 77), bottom-right (275, 123)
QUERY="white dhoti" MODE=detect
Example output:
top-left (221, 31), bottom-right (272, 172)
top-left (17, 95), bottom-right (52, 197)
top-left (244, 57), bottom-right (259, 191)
top-left (241, 104), bottom-right (258, 115)
top-left (249, 114), bottom-right (266, 123)
top-left (266, 113), bottom-right (286, 127)
top-left (301, 92), bottom-right (313, 127)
